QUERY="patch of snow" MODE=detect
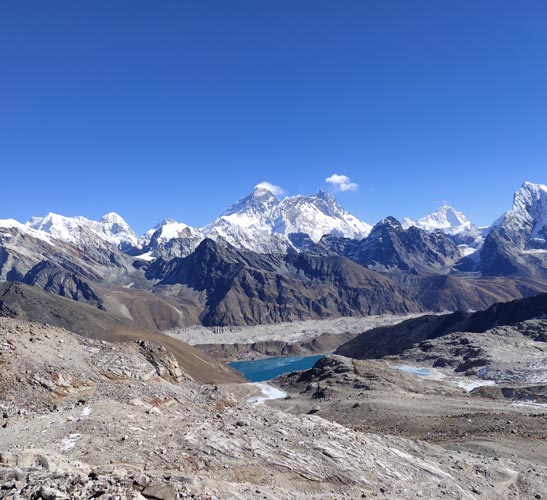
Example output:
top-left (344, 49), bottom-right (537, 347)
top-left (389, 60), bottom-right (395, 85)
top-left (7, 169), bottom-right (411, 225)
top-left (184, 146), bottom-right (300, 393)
top-left (134, 251), bottom-right (155, 261)
top-left (80, 406), bottom-right (92, 417)
top-left (99, 212), bottom-right (138, 248)
top-left (457, 245), bottom-right (477, 257)
top-left (247, 382), bottom-right (287, 404)
top-left (512, 401), bottom-right (547, 409)
top-left (390, 364), bottom-right (446, 381)
top-left (0, 218), bottom-right (54, 244)
top-left (0, 218), bottom-right (24, 230)
top-left (403, 205), bottom-right (484, 250)
top-left (60, 433), bottom-right (81, 451)
top-left (456, 380), bottom-right (497, 392)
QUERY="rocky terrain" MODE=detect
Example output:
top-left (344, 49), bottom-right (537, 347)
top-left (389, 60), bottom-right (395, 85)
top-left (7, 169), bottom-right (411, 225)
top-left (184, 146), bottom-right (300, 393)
top-left (335, 292), bottom-right (547, 360)
top-left (1, 317), bottom-right (546, 499)
top-left (0, 281), bottom-right (243, 384)
top-left (276, 355), bottom-right (547, 472)
top-left (396, 319), bottom-right (547, 387)
top-left (194, 333), bottom-right (355, 362)
top-left (168, 313), bottom-right (425, 361)
top-left (332, 293), bottom-right (547, 406)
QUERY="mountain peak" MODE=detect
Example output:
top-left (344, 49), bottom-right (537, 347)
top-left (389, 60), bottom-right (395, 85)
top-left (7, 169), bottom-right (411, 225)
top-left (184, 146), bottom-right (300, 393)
top-left (403, 204), bottom-right (475, 236)
top-left (252, 185), bottom-right (277, 196)
top-left (157, 218), bottom-right (179, 227)
top-left (219, 187), bottom-right (280, 221)
top-left (512, 182), bottom-right (547, 208)
top-left (253, 181), bottom-right (284, 197)
top-left (273, 191), bottom-right (371, 243)
top-left (251, 186), bottom-right (280, 202)
top-left (202, 185), bottom-right (371, 252)
top-left (514, 182), bottom-right (547, 208)
top-left (497, 182), bottom-right (547, 250)
top-left (377, 216), bottom-right (403, 230)
top-left (100, 212), bottom-right (127, 224)
top-left (99, 212), bottom-right (137, 248)
top-left (521, 181), bottom-right (547, 192)
top-left (140, 218), bottom-right (205, 259)
top-left (25, 212), bottom-right (88, 238)
top-left (24, 212), bottom-right (138, 250)
top-left (315, 190), bottom-right (336, 202)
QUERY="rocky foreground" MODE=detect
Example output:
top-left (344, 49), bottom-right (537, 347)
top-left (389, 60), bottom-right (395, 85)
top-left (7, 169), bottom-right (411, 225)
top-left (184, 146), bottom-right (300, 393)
top-left (0, 317), bottom-right (546, 499)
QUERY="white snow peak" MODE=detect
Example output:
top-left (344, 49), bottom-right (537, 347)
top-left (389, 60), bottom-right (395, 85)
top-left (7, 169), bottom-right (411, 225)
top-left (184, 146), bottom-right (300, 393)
top-left (492, 181), bottom-right (547, 250)
top-left (403, 205), bottom-right (475, 235)
top-left (140, 218), bottom-right (205, 258)
top-left (201, 187), bottom-right (371, 253)
top-left (24, 212), bottom-right (138, 250)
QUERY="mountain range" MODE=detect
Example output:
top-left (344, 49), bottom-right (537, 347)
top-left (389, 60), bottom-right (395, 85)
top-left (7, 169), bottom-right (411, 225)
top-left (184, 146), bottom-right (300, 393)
top-left (1, 181), bottom-right (547, 327)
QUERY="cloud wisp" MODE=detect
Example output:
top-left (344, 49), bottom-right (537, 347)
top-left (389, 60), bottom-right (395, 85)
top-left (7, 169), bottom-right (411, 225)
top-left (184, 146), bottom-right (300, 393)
top-left (255, 181), bottom-right (285, 196)
top-left (325, 174), bottom-right (358, 192)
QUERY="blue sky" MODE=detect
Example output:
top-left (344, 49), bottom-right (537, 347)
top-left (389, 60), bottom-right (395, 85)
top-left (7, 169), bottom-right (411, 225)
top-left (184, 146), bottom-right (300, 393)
top-left (1, 1), bottom-right (546, 235)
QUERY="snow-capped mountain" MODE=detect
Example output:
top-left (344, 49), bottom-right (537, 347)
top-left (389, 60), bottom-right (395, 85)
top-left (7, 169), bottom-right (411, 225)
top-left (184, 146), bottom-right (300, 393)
top-left (403, 205), bottom-right (475, 235)
top-left (202, 185), bottom-right (371, 253)
top-left (272, 191), bottom-right (371, 242)
top-left (25, 212), bottom-right (138, 251)
top-left (0, 218), bottom-right (51, 243)
top-left (403, 205), bottom-right (484, 256)
top-left (1, 185), bottom-right (371, 259)
top-left (463, 182), bottom-right (547, 278)
top-left (201, 186), bottom-right (288, 253)
top-left (99, 212), bottom-right (139, 251)
top-left (490, 181), bottom-right (547, 250)
top-left (140, 219), bottom-right (204, 259)
top-left (3, 182), bottom-right (545, 270)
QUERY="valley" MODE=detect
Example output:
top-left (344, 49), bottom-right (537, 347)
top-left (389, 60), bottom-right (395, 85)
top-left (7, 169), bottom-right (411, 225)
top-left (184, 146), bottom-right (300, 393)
top-left (4, 4), bottom-right (547, 498)
top-left (1, 182), bottom-right (547, 499)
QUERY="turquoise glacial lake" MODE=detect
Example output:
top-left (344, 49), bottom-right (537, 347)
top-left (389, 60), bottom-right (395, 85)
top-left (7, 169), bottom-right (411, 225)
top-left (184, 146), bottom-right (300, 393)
top-left (229, 354), bottom-right (326, 382)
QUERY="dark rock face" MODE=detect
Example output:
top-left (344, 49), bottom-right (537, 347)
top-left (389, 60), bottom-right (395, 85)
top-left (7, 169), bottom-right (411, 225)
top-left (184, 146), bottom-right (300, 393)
top-left (287, 232), bottom-right (316, 252)
top-left (478, 229), bottom-right (521, 276)
top-left (335, 312), bottom-right (472, 360)
top-left (394, 273), bottom-right (547, 313)
top-left (148, 239), bottom-right (422, 326)
top-left (347, 217), bottom-right (460, 275)
top-left (501, 385), bottom-right (547, 403)
top-left (475, 226), bottom-right (547, 279)
top-left (2, 221), bottom-right (546, 329)
top-left (21, 261), bottom-right (104, 309)
top-left (315, 234), bottom-right (360, 256)
top-left (0, 225), bottom-right (139, 304)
